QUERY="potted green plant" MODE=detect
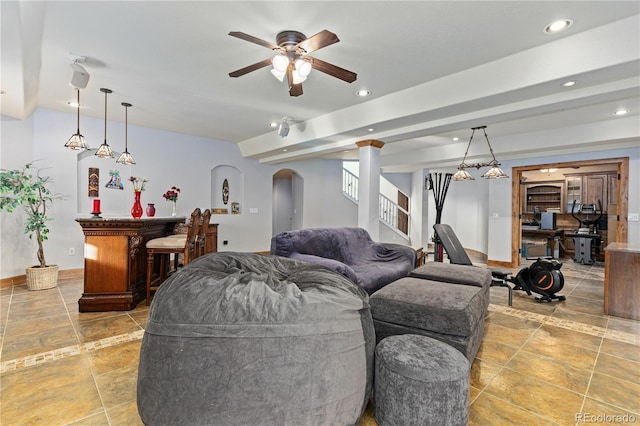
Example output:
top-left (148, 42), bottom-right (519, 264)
top-left (0, 162), bottom-right (62, 290)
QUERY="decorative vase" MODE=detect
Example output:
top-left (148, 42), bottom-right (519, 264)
top-left (146, 203), bottom-right (156, 217)
top-left (132, 191), bottom-right (143, 219)
top-left (171, 201), bottom-right (177, 217)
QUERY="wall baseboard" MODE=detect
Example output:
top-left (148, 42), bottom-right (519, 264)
top-left (1, 268), bottom-right (84, 288)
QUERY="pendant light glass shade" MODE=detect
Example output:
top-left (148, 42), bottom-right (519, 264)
top-left (64, 89), bottom-right (89, 150)
top-left (452, 169), bottom-right (475, 181)
top-left (116, 102), bottom-right (136, 165)
top-left (95, 88), bottom-right (114, 158)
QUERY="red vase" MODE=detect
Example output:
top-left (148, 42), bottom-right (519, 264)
top-left (146, 203), bottom-right (156, 217)
top-left (131, 191), bottom-right (143, 219)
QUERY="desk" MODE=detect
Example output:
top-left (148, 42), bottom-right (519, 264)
top-left (76, 217), bottom-right (185, 312)
top-left (522, 229), bottom-right (565, 258)
top-left (604, 243), bottom-right (640, 320)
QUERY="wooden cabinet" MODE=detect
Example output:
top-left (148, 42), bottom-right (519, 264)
top-left (565, 172), bottom-right (617, 213)
top-left (523, 181), bottom-right (563, 213)
top-left (604, 243), bottom-right (640, 320)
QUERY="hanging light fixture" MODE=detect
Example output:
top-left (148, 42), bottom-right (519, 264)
top-left (64, 89), bottom-right (89, 150)
top-left (116, 102), bottom-right (136, 165)
top-left (95, 88), bottom-right (114, 158)
top-left (452, 126), bottom-right (509, 181)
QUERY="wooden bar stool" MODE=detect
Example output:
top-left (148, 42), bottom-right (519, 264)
top-left (145, 208), bottom-right (200, 305)
top-left (196, 208), bottom-right (211, 258)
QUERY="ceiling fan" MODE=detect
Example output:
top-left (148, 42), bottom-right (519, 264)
top-left (228, 29), bottom-right (357, 97)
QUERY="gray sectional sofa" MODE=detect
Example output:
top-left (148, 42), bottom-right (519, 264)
top-left (270, 227), bottom-right (417, 294)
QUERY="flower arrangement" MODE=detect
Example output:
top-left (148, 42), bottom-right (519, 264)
top-left (163, 186), bottom-right (180, 203)
top-left (129, 176), bottom-right (148, 192)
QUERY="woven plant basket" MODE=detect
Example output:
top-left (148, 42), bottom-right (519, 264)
top-left (25, 265), bottom-right (59, 290)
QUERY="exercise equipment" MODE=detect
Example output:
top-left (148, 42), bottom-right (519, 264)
top-left (567, 200), bottom-right (603, 265)
top-left (433, 223), bottom-right (566, 304)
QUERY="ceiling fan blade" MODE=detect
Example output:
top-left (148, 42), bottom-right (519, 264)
top-left (228, 31), bottom-right (279, 50)
top-left (229, 58), bottom-right (273, 78)
top-left (309, 57), bottom-right (357, 83)
top-left (296, 30), bottom-right (340, 54)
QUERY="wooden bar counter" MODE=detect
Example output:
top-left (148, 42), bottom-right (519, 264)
top-left (604, 242), bottom-right (640, 320)
top-left (76, 217), bottom-right (185, 312)
top-left (76, 217), bottom-right (219, 312)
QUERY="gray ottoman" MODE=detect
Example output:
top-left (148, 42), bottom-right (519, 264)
top-left (137, 252), bottom-right (375, 426)
top-left (374, 334), bottom-right (469, 426)
top-left (370, 262), bottom-right (491, 361)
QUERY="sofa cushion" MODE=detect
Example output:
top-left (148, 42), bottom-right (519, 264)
top-left (370, 277), bottom-right (486, 337)
top-left (410, 261), bottom-right (491, 288)
top-left (290, 252), bottom-right (358, 283)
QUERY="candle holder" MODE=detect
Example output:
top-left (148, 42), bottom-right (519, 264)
top-left (91, 199), bottom-right (102, 218)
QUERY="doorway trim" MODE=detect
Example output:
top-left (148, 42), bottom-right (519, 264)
top-left (509, 157), bottom-right (629, 268)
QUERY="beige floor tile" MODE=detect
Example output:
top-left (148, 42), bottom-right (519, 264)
top-left (74, 314), bottom-right (142, 343)
top-left (475, 339), bottom-right (520, 365)
top-left (469, 392), bottom-right (557, 426)
top-left (482, 321), bottom-right (537, 348)
top-left (520, 337), bottom-right (599, 371)
top-left (505, 348), bottom-right (592, 394)
top-left (66, 410), bottom-right (110, 425)
top-left (1, 377), bottom-right (103, 425)
top-left (529, 323), bottom-right (603, 352)
top-left (551, 306), bottom-right (609, 328)
top-left (470, 358), bottom-right (503, 390)
top-left (600, 338), bottom-right (640, 362)
top-left (594, 352), bottom-right (640, 384)
top-left (485, 312), bottom-right (542, 331)
top-left (106, 400), bottom-right (144, 425)
top-left (580, 397), bottom-right (640, 424)
top-left (1, 323), bottom-right (79, 360)
top-left (483, 368), bottom-right (584, 424)
top-left (1, 355), bottom-right (92, 396)
top-left (587, 372), bottom-right (640, 414)
top-left (87, 339), bottom-right (141, 375)
top-left (608, 317), bottom-right (640, 335)
top-left (94, 363), bottom-right (139, 409)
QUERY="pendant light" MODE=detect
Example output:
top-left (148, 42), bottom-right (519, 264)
top-left (116, 102), bottom-right (136, 164)
top-left (452, 126), bottom-right (509, 181)
top-left (95, 88), bottom-right (114, 158)
top-left (64, 89), bottom-right (89, 150)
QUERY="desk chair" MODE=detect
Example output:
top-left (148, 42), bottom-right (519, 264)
top-left (145, 208), bottom-right (200, 305)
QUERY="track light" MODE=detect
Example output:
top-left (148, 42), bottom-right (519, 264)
top-left (277, 117), bottom-right (290, 138)
top-left (69, 60), bottom-right (90, 89)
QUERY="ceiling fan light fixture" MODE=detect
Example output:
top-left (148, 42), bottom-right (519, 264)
top-left (270, 68), bottom-right (286, 82)
top-left (295, 59), bottom-right (312, 77)
top-left (292, 69), bottom-right (307, 84)
top-left (272, 54), bottom-right (289, 72)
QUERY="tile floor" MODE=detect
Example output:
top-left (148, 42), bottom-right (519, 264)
top-left (1, 258), bottom-right (638, 425)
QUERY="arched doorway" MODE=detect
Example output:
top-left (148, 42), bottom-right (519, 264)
top-left (272, 169), bottom-right (303, 236)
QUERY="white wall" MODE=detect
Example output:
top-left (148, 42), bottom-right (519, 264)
top-left (0, 109), bottom-right (361, 278)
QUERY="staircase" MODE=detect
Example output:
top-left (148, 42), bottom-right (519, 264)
top-left (343, 168), bottom-right (410, 237)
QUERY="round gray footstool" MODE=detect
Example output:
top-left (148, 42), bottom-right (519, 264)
top-left (374, 334), bottom-right (469, 426)
top-left (137, 252), bottom-right (375, 426)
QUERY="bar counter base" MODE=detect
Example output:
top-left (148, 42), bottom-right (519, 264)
top-left (76, 217), bottom-right (186, 312)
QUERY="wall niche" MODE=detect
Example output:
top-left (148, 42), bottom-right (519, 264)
top-left (211, 165), bottom-right (243, 214)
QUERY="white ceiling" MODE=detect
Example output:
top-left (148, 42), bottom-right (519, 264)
top-left (2, 1), bottom-right (639, 172)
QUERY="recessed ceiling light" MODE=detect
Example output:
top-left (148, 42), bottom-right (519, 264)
top-left (544, 19), bottom-right (573, 34)
top-left (283, 149), bottom-right (288, 152)
top-left (269, 122), bottom-right (278, 128)
top-left (66, 101), bottom-right (83, 108)
top-left (356, 89), bottom-right (371, 97)
top-left (367, 128), bottom-right (374, 132)
top-left (561, 80), bottom-right (576, 87)
top-left (452, 137), bottom-right (459, 141)
top-left (612, 109), bottom-right (630, 116)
